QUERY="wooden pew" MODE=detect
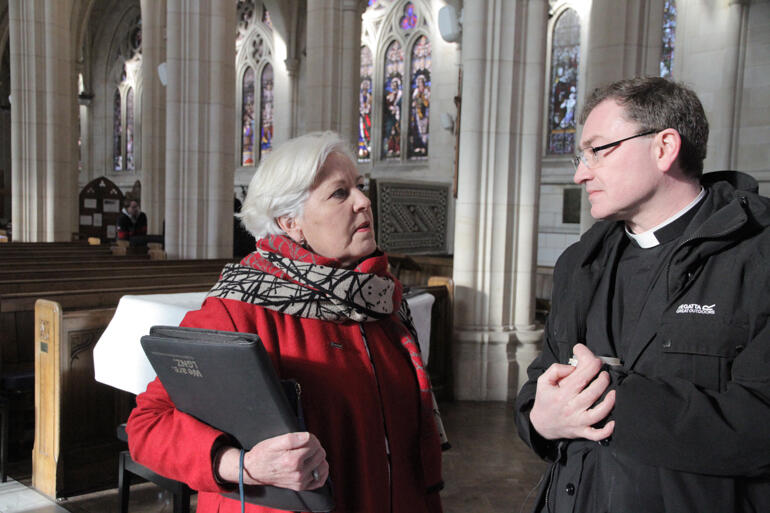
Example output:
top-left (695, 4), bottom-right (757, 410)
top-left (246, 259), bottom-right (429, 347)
top-left (0, 259), bottom-right (229, 281)
top-left (1, 255), bottom-right (152, 268)
top-left (0, 271), bottom-right (221, 295)
top-left (34, 302), bottom-right (131, 498)
top-left (0, 258), bottom-right (230, 277)
top-left (418, 277), bottom-right (454, 401)
top-left (28, 283), bottom-right (215, 499)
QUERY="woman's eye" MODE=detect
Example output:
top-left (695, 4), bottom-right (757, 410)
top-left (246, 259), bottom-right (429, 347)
top-left (356, 183), bottom-right (366, 192)
top-left (331, 188), bottom-right (348, 199)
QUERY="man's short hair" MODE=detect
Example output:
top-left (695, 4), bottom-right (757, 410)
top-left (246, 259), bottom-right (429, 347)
top-left (579, 76), bottom-right (709, 178)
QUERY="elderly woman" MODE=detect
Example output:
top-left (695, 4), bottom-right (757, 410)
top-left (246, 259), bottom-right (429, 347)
top-left (126, 131), bottom-right (446, 513)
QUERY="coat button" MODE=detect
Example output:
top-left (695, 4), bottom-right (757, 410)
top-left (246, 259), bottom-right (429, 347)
top-left (565, 483), bottom-right (575, 496)
top-left (739, 196), bottom-right (748, 207)
top-left (662, 339), bottom-right (672, 348)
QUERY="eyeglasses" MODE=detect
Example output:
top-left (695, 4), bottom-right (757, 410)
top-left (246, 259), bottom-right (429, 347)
top-left (572, 130), bottom-right (659, 170)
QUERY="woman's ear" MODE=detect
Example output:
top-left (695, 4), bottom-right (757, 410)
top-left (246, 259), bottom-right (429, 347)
top-left (276, 216), bottom-right (304, 244)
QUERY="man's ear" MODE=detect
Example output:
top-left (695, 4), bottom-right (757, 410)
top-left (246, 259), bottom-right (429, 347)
top-left (655, 128), bottom-right (682, 173)
top-left (276, 215), bottom-right (304, 243)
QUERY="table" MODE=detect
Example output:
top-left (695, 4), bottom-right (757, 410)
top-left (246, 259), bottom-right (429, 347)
top-left (93, 291), bottom-right (434, 395)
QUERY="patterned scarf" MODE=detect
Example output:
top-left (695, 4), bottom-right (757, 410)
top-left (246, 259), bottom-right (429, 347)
top-left (207, 235), bottom-right (449, 451)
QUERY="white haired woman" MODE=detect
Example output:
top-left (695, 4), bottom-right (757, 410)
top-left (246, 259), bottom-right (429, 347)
top-left (126, 131), bottom-right (447, 513)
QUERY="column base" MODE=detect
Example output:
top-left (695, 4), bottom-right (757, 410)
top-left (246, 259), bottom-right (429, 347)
top-left (453, 326), bottom-right (543, 401)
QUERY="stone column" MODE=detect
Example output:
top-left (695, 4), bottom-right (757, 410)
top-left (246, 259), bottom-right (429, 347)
top-left (164, 1), bottom-right (235, 258)
top-left (140, 0), bottom-right (167, 235)
top-left (512, 0), bottom-right (548, 395)
top-left (9, 0), bottom-right (77, 241)
top-left (453, 0), bottom-right (547, 401)
top-left (304, 0), bottom-right (361, 143)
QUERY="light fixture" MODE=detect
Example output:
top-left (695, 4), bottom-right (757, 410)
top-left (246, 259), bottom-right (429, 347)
top-left (438, 5), bottom-right (461, 43)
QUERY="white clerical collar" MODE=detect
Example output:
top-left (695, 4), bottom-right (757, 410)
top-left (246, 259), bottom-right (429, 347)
top-left (625, 187), bottom-right (706, 249)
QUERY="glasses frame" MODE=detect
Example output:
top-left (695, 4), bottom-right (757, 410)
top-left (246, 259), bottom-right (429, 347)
top-left (572, 129), bottom-right (659, 170)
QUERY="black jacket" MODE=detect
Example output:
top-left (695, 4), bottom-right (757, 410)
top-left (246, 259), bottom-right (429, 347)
top-left (515, 171), bottom-right (770, 513)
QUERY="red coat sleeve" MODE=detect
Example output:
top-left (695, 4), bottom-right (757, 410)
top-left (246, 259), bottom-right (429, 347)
top-left (125, 298), bottom-right (240, 492)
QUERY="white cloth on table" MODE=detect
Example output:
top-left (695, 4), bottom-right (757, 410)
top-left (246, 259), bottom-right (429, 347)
top-left (93, 291), bottom-right (434, 395)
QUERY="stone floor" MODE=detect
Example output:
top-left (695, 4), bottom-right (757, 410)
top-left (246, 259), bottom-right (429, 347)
top-left (3, 401), bottom-right (547, 513)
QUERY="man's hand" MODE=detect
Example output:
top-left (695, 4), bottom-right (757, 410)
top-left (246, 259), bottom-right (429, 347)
top-left (529, 344), bottom-right (616, 441)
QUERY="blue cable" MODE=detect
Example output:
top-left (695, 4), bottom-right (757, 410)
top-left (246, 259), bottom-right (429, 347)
top-left (239, 449), bottom-right (245, 513)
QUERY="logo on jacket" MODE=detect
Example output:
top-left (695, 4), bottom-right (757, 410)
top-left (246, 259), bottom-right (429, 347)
top-left (675, 303), bottom-right (715, 315)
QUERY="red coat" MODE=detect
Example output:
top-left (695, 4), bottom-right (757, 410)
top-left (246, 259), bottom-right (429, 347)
top-left (127, 295), bottom-right (443, 513)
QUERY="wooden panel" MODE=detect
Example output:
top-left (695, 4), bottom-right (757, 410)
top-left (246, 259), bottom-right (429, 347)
top-left (34, 302), bottom-right (134, 498)
top-left (33, 299), bottom-right (62, 499)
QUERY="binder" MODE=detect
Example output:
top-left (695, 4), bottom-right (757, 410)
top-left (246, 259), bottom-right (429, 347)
top-left (140, 325), bottom-right (334, 512)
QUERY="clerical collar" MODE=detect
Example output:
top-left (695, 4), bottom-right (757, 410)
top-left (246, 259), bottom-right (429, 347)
top-left (625, 187), bottom-right (706, 248)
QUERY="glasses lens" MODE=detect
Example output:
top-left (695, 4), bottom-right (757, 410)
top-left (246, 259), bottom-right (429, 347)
top-left (572, 153), bottom-right (585, 170)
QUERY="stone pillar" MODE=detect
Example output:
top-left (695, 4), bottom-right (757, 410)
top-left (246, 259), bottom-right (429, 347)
top-left (304, 0), bottom-right (361, 143)
top-left (165, 1), bottom-right (235, 258)
top-left (9, 0), bottom-right (76, 241)
top-left (512, 0), bottom-right (548, 395)
top-left (453, 0), bottom-right (547, 401)
top-left (140, 0), bottom-right (167, 235)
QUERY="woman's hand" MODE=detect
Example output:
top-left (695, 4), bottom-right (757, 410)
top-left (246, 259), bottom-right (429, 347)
top-left (215, 432), bottom-right (329, 491)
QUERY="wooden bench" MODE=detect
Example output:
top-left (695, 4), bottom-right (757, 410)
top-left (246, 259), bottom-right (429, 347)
top-left (0, 259), bottom-right (229, 281)
top-left (28, 284), bottom-right (217, 499)
top-left (34, 301), bottom-right (130, 498)
top-left (0, 271), bottom-right (221, 295)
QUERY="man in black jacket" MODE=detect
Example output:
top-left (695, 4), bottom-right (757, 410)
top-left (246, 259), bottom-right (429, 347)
top-left (515, 76), bottom-right (770, 512)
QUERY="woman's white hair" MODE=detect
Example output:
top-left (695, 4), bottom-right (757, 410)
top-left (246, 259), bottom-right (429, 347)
top-left (238, 131), bottom-right (356, 240)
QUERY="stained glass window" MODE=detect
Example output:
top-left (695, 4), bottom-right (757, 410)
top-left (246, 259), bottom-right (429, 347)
top-left (259, 63), bottom-right (274, 157)
top-left (113, 88), bottom-right (122, 171)
top-left (400, 2), bottom-right (417, 30)
top-left (359, 46), bottom-right (374, 161)
top-left (660, 0), bottom-right (676, 78)
top-left (125, 88), bottom-right (135, 171)
top-left (547, 9), bottom-right (580, 155)
top-left (408, 35), bottom-right (431, 158)
top-left (241, 67), bottom-right (256, 166)
top-left (262, 6), bottom-right (273, 30)
top-left (382, 41), bottom-right (404, 159)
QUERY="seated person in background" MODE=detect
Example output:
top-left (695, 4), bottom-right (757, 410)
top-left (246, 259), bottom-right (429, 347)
top-left (127, 131), bottom-right (448, 513)
top-left (117, 199), bottom-right (148, 241)
top-left (514, 76), bottom-right (770, 513)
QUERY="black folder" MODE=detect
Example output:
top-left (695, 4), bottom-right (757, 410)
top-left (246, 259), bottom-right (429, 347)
top-left (140, 325), bottom-right (334, 512)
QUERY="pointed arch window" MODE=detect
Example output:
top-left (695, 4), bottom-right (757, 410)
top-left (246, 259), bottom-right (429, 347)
top-left (110, 15), bottom-right (142, 173)
top-left (125, 88), bottom-right (135, 171)
top-left (259, 63), bottom-right (274, 157)
top-left (547, 8), bottom-right (580, 155)
top-left (236, 1), bottom-right (275, 167)
top-left (359, 46), bottom-right (374, 160)
top-left (113, 88), bottom-right (122, 171)
top-left (241, 67), bottom-right (256, 166)
top-left (660, 0), bottom-right (676, 78)
top-left (407, 35), bottom-right (430, 158)
top-left (361, 0), bottom-right (432, 163)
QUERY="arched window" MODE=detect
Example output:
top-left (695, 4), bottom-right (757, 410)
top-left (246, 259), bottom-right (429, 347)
top-left (361, 0), bottom-right (432, 163)
top-left (236, 1), bottom-right (275, 167)
top-left (382, 40), bottom-right (404, 159)
top-left (110, 14), bottom-right (142, 173)
top-left (259, 63), bottom-right (274, 157)
top-left (125, 87), bottom-right (135, 171)
top-left (113, 88), bottom-right (122, 171)
top-left (407, 35), bottom-right (430, 158)
top-left (241, 67), bottom-right (256, 166)
top-left (660, 0), bottom-right (676, 78)
top-left (547, 8), bottom-right (580, 155)
top-left (358, 46), bottom-right (374, 161)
